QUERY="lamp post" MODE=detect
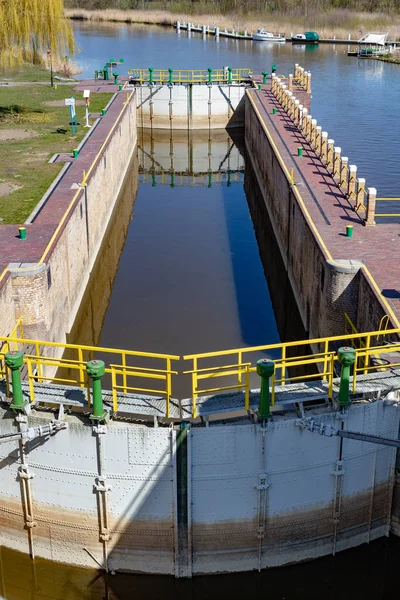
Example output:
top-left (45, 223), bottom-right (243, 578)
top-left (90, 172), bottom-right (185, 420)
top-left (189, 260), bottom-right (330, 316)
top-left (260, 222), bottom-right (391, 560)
top-left (47, 50), bottom-right (54, 88)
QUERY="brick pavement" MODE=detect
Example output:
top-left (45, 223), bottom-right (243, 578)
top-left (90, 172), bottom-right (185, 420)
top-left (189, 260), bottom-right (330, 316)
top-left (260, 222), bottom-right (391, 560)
top-left (0, 81), bottom-right (130, 278)
top-left (250, 82), bottom-right (400, 322)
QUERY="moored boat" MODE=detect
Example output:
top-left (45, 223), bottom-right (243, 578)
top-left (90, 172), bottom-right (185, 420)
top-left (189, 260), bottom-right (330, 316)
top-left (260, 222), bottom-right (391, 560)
top-left (252, 29), bottom-right (286, 42)
top-left (291, 31), bottom-right (319, 44)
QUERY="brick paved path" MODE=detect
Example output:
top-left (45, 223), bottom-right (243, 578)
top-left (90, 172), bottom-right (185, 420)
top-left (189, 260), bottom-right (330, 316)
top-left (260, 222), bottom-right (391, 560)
top-left (250, 82), bottom-right (400, 322)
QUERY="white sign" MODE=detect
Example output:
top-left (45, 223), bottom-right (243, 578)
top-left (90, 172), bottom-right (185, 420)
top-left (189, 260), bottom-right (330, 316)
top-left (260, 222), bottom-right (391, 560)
top-left (83, 89), bottom-right (91, 98)
top-left (64, 97), bottom-right (75, 106)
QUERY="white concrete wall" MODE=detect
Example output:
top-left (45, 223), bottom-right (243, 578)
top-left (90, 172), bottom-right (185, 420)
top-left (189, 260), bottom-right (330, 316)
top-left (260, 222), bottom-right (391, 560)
top-left (135, 84), bottom-right (246, 129)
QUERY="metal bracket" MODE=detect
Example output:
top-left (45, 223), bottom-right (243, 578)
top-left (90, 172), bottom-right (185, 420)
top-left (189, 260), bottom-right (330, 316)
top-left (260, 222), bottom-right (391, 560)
top-left (18, 464), bottom-right (34, 480)
top-left (94, 476), bottom-right (112, 493)
top-left (256, 473), bottom-right (270, 490)
top-left (93, 424), bottom-right (107, 435)
top-left (332, 460), bottom-right (345, 477)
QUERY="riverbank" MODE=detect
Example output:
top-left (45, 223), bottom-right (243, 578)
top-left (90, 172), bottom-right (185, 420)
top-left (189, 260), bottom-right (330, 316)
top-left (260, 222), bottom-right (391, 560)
top-left (64, 8), bottom-right (400, 40)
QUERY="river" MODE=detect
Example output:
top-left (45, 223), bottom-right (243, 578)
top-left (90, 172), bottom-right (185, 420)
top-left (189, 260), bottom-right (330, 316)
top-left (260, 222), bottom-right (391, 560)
top-left (2, 20), bottom-right (400, 599)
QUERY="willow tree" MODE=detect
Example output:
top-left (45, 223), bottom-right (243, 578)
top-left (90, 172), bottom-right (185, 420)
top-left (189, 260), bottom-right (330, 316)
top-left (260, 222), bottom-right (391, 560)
top-left (0, 0), bottom-right (75, 66)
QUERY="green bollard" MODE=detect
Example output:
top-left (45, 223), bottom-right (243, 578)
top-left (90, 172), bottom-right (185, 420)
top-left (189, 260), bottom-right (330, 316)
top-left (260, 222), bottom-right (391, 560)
top-left (149, 67), bottom-right (154, 85)
top-left (337, 347), bottom-right (356, 407)
top-left (19, 227), bottom-right (26, 240)
top-left (113, 72), bottom-right (119, 85)
top-left (258, 84), bottom-right (262, 90)
top-left (273, 107), bottom-right (277, 115)
top-left (119, 84), bottom-right (123, 91)
top-left (86, 360), bottom-right (108, 421)
top-left (208, 67), bottom-right (213, 84)
top-left (103, 66), bottom-right (109, 81)
top-left (168, 67), bottom-right (173, 85)
top-left (297, 147), bottom-right (303, 157)
top-left (262, 71), bottom-right (268, 84)
top-left (73, 149), bottom-right (79, 159)
top-left (170, 173), bottom-right (175, 188)
top-left (101, 108), bottom-right (107, 117)
top-left (208, 172), bottom-right (212, 188)
top-left (152, 172), bottom-right (156, 187)
top-left (228, 66), bottom-right (232, 84)
top-left (346, 225), bottom-right (353, 238)
top-left (5, 351), bottom-right (29, 412)
top-left (256, 358), bottom-right (275, 419)
top-left (272, 64), bottom-right (277, 74)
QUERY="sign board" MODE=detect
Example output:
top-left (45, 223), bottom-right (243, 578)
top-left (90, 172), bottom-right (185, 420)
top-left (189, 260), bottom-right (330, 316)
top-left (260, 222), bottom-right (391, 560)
top-left (64, 98), bottom-right (75, 106)
top-left (83, 90), bottom-right (90, 98)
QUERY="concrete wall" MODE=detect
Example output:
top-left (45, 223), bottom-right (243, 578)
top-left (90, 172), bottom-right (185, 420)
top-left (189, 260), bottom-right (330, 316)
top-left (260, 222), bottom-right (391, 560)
top-left (0, 399), bottom-right (397, 575)
top-left (135, 84), bottom-right (247, 129)
top-left (4, 95), bottom-right (137, 357)
top-left (244, 92), bottom-right (389, 338)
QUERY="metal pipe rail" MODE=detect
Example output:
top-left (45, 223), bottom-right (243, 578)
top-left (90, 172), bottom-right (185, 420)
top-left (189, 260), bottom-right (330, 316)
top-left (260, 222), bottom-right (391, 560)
top-left (128, 68), bottom-right (253, 85)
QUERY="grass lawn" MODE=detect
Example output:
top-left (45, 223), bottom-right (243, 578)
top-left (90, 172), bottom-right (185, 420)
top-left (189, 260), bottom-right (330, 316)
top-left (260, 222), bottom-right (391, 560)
top-left (0, 68), bottom-right (113, 224)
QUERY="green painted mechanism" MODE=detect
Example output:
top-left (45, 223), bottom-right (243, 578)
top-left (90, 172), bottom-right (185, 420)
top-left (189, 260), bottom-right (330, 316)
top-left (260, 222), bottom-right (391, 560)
top-left (256, 358), bottom-right (275, 419)
top-left (337, 346), bottom-right (356, 407)
top-left (5, 351), bottom-right (29, 412)
top-left (86, 359), bottom-right (108, 421)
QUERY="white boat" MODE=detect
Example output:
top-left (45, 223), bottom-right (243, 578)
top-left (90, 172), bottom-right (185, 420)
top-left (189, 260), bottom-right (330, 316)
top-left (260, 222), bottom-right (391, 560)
top-left (252, 28), bottom-right (286, 42)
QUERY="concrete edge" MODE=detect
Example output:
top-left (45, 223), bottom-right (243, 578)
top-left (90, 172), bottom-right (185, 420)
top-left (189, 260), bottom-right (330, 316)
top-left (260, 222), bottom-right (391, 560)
top-left (48, 154), bottom-right (59, 164)
top-left (326, 259), bottom-right (364, 274)
top-left (8, 262), bottom-right (47, 276)
top-left (25, 162), bottom-right (72, 224)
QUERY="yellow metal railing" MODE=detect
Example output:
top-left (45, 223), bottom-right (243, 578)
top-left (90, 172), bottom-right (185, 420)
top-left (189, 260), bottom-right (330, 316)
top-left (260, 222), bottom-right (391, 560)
top-left (0, 335), bottom-right (179, 418)
top-left (375, 198), bottom-right (400, 218)
top-left (352, 341), bottom-right (400, 393)
top-left (128, 68), bottom-right (253, 85)
top-left (183, 326), bottom-right (400, 418)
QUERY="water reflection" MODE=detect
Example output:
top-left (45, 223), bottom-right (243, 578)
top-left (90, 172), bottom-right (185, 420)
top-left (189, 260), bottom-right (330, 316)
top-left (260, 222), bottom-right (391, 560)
top-left (1, 534), bottom-right (399, 599)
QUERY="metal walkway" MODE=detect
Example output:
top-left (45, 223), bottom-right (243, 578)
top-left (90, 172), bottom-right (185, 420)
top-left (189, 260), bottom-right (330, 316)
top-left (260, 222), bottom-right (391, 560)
top-left (1, 368), bottom-right (400, 421)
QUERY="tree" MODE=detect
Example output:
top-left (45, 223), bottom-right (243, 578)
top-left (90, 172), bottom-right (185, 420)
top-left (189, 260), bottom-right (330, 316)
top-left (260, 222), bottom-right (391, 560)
top-left (0, 0), bottom-right (75, 67)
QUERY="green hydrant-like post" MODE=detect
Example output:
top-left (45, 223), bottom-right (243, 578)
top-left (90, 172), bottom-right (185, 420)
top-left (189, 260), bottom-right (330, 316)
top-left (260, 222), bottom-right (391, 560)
top-left (113, 72), bottom-right (119, 85)
top-left (272, 64), bottom-right (277, 74)
top-left (256, 358), bottom-right (275, 420)
top-left (168, 67), bottom-right (173, 85)
top-left (297, 147), bottom-right (303, 157)
top-left (208, 67), bottom-right (213, 84)
top-left (149, 67), bottom-right (154, 84)
top-left (228, 66), bottom-right (232, 84)
top-left (5, 351), bottom-right (28, 411)
top-left (87, 360), bottom-right (107, 421)
top-left (337, 346), bottom-right (356, 407)
top-left (19, 227), bottom-right (26, 240)
top-left (103, 66), bottom-right (109, 81)
top-left (273, 107), bottom-right (277, 115)
top-left (346, 225), bottom-right (353, 238)
top-left (262, 71), bottom-right (268, 84)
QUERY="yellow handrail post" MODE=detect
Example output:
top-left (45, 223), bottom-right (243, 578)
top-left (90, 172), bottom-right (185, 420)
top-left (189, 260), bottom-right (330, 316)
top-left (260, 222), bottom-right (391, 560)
top-left (35, 342), bottom-right (43, 382)
top-left (122, 352), bottom-right (127, 394)
top-left (281, 346), bottom-right (286, 385)
top-left (364, 334), bottom-right (371, 373)
top-left (27, 359), bottom-right (35, 404)
top-left (192, 357), bottom-right (197, 418)
top-left (352, 354), bottom-right (358, 394)
top-left (237, 350), bottom-right (242, 385)
top-left (328, 354), bottom-right (334, 399)
top-left (166, 357), bottom-right (171, 418)
top-left (244, 364), bottom-right (250, 410)
top-left (111, 367), bottom-right (118, 413)
top-left (271, 371), bottom-right (276, 406)
top-left (78, 347), bottom-right (85, 388)
top-left (323, 339), bottom-right (329, 380)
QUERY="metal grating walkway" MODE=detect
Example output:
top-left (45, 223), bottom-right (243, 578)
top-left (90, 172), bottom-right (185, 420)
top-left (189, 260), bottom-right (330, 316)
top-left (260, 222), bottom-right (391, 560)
top-left (1, 368), bottom-right (400, 420)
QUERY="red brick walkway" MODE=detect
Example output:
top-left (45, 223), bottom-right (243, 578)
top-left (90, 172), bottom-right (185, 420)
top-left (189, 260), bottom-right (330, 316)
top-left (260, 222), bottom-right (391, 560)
top-left (0, 79), bottom-right (130, 282)
top-left (250, 82), bottom-right (400, 323)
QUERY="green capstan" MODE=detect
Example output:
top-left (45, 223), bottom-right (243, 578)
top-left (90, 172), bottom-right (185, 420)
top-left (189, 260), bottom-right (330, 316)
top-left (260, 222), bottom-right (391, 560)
top-left (5, 350), bottom-right (29, 412)
top-left (337, 346), bottom-right (356, 407)
top-left (86, 359), bottom-right (108, 421)
top-left (256, 358), bottom-right (275, 420)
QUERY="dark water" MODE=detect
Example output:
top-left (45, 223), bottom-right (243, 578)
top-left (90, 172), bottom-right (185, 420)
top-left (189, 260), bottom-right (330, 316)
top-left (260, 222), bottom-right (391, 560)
top-left (1, 535), bottom-right (399, 599)
top-left (4, 22), bottom-right (400, 599)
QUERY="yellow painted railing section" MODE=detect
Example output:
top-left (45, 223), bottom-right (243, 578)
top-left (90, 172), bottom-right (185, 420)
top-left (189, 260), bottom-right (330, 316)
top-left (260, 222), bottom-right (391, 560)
top-left (1, 324), bottom-right (400, 419)
top-left (0, 335), bottom-right (178, 418)
top-left (128, 68), bottom-right (253, 84)
top-left (183, 327), bottom-right (400, 418)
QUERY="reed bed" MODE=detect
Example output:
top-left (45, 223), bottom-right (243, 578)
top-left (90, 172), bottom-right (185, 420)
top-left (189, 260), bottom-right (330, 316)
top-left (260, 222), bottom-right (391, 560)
top-left (64, 8), bottom-right (400, 40)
